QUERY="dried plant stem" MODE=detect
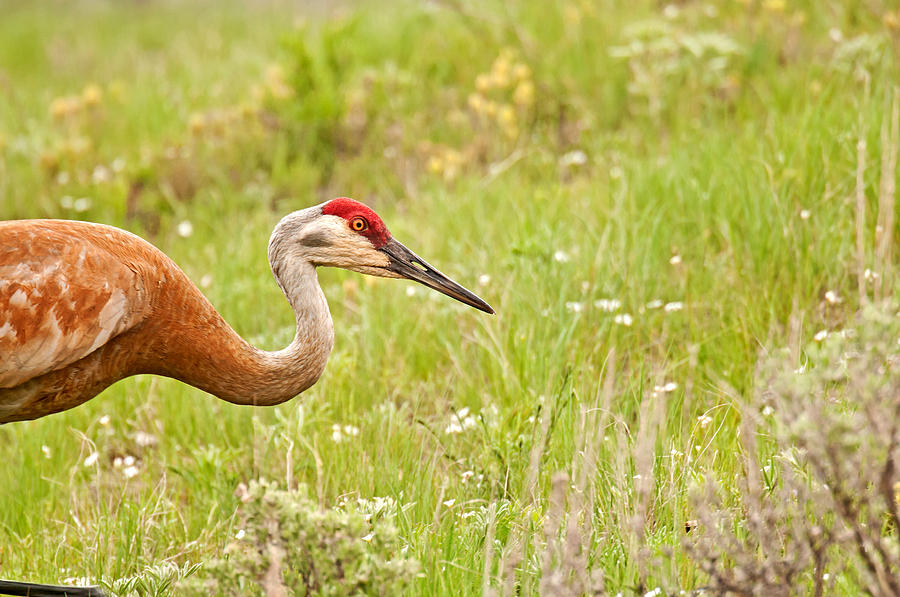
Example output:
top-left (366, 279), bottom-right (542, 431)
top-left (856, 135), bottom-right (868, 305)
top-left (482, 502), bottom-right (498, 597)
top-left (875, 88), bottom-right (898, 300)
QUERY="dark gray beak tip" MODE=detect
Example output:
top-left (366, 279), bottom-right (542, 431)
top-left (477, 300), bottom-right (496, 315)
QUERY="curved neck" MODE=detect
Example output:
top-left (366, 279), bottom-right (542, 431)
top-left (147, 258), bottom-right (334, 407)
top-left (247, 260), bottom-right (335, 404)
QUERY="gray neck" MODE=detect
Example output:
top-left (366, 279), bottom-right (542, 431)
top-left (254, 214), bottom-right (335, 402)
top-left (265, 259), bottom-right (335, 394)
top-left (156, 212), bottom-right (335, 406)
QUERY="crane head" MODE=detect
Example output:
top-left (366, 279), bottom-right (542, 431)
top-left (283, 198), bottom-right (494, 314)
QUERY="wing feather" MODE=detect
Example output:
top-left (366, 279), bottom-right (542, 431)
top-left (0, 221), bottom-right (146, 388)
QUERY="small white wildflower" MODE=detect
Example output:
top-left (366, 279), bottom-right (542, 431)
top-left (200, 274), bottom-right (213, 289)
top-left (177, 220), bottom-right (194, 238)
top-left (800, 209), bottom-right (811, 220)
top-left (559, 150), bottom-right (587, 167)
top-left (669, 254), bottom-right (682, 265)
top-left (134, 431), bottom-right (157, 447)
top-left (553, 250), bottom-right (570, 263)
top-left (824, 290), bottom-right (841, 304)
top-left (645, 299), bottom-right (663, 310)
top-left (91, 165), bottom-right (111, 184)
top-left (565, 301), bottom-right (585, 313)
top-left (595, 298), bottom-right (621, 312)
top-left (98, 414), bottom-right (110, 426)
top-left (445, 409), bottom-right (476, 434)
top-left (343, 425), bottom-right (360, 437)
top-left (123, 465), bottom-right (139, 479)
top-left (60, 195), bottom-right (74, 209)
top-left (123, 455), bottom-right (135, 467)
top-left (794, 363), bottom-right (807, 374)
top-left (698, 414), bottom-right (713, 428)
top-left (461, 510), bottom-right (477, 519)
top-left (42, 445), bottom-right (51, 459)
top-left (762, 405), bottom-right (775, 416)
top-left (664, 301), bottom-right (683, 312)
top-left (235, 529), bottom-right (246, 540)
top-left (461, 470), bottom-right (475, 483)
top-left (814, 329), bottom-right (828, 342)
top-left (644, 587), bottom-right (663, 597)
top-left (331, 424), bottom-right (343, 442)
top-left (823, 573), bottom-right (830, 581)
top-left (829, 28), bottom-right (843, 43)
top-left (864, 268), bottom-right (879, 281)
top-left (478, 274), bottom-right (491, 286)
top-left (614, 313), bottom-right (633, 326)
top-left (113, 457), bottom-right (123, 468)
top-left (670, 447), bottom-right (683, 458)
top-left (73, 197), bottom-right (92, 212)
top-left (662, 382), bottom-right (678, 393)
top-left (443, 499), bottom-right (456, 507)
top-left (83, 452), bottom-right (99, 467)
top-left (406, 286), bottom-right (417, 296)
top-left (361, 532), bottom-right (375, 542)
top-left (633, 474), bottom-right (642, 480)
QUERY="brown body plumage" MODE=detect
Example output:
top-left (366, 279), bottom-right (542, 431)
top-left (0, 199), bottom-right (492, 423)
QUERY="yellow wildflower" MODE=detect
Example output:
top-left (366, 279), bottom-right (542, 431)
top-left (188, 113), bottom-right (206, 135)
top-left (513, 80), bottom-right (535, 107)
top-left (512, 63), bottom-right (531, 81)
top-left (467, 93), bottom-right (485, 113)
top-left (885, 11), bottom-right (900, 31)
top-left (82, 84), bottom-right (103, 107)
top-left (497, 104), bottom-right (516, 128)
top-left (50, 96), bottom-right (81, 120)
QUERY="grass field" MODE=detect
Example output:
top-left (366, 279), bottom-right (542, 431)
top-left (1, 0), bottom-right (899, 594)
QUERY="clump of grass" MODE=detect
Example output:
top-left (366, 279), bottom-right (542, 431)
top-left (181, 479), bottom-right (419, 596)
top-left (686, 303), bottom-right (900, 595)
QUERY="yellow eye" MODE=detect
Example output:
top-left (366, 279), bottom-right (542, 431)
top-left (350, 217), bottom-right (368, 231)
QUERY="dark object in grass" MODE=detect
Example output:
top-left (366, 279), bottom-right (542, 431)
top-left (0, 580), bottom-right (107, 597)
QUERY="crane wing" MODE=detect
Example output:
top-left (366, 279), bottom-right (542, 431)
top-left (0, 220), bottom-right (147, 388)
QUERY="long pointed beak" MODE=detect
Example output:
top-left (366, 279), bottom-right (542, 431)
top-left (379, 238), bottom-right (494, 314)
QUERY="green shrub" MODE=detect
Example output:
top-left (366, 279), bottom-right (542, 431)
top-left (183, 480), bottom-right (418, 596)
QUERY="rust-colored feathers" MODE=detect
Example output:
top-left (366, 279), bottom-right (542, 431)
top-left (0, 219), bottom-right (332, 423)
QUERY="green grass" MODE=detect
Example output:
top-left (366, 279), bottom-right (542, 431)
top-left (1, 0), bottom-right (898, 593)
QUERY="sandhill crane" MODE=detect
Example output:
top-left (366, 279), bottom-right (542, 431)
top-left (0, 197), bottom-right (492, 423)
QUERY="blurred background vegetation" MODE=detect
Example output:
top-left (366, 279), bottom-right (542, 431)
top-left (1, 0), bottom-right (899, 594)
